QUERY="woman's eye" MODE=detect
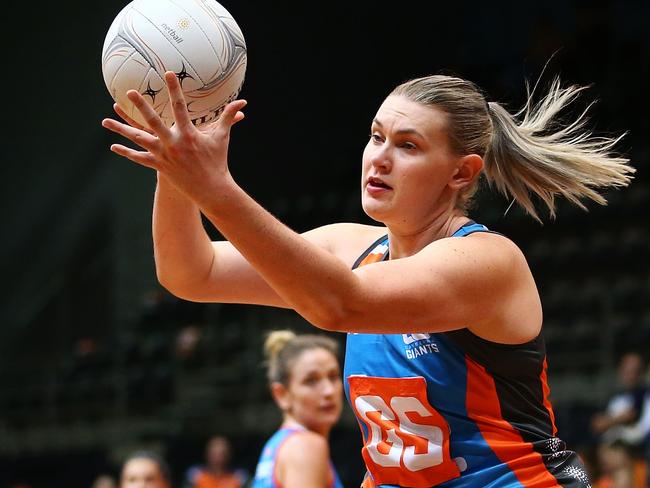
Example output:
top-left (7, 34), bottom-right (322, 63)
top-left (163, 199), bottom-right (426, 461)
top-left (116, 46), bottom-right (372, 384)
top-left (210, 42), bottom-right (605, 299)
top-left (370, 133), bottom-right (383, 143)
top-left (400, 142), bottom-right (416, 150)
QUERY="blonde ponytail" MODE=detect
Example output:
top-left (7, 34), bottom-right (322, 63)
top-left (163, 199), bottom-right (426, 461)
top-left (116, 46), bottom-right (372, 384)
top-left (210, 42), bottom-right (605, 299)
top-left (484, 78), bottom-right (634, 220)
top-left (264, 330), bottom-right (296, 362)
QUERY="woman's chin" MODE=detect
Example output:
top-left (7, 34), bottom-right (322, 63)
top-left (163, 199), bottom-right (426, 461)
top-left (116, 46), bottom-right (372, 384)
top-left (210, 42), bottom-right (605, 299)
top-left (362, 201), bottom-right (391, 223)
top-left (304, 414), bottom-right (340, 434)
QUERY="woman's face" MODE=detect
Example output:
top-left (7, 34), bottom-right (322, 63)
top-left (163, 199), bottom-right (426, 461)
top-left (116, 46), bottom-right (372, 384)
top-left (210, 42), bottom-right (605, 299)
top-left (280, 348), bottom-right (343, 435)
top-left (361, 95), bottom-right (460, 229)
top-left (120, 458), bottom-right (169, 488)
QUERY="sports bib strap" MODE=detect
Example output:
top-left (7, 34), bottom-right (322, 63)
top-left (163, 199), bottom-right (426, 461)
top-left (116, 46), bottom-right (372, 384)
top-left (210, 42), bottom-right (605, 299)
top-left (352, 235), bottom-right (389, 269)
top-left (352, 221), bottom-right (490, 271)
top-left (451, 220), bottom-right (490, 237)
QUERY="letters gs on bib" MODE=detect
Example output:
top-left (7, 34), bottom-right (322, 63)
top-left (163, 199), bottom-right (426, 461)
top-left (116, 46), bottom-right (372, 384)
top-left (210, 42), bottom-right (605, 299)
top-left (101, 0), bottom-right (247, 128)
top-left (348, 376), bottom-right (462, 487)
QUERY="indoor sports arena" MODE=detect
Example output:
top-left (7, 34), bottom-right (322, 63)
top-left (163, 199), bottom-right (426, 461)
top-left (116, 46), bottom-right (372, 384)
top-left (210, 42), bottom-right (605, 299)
top-left (2, 1), bottom-right (649, 487)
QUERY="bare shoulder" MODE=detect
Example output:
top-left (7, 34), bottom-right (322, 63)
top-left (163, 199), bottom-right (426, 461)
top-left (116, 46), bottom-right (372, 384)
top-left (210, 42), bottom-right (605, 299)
top-left (422, 230), bottom-right (535, 299)
top-left (276, 430), bottom-right (331, 487)
top-left (426, 229), bottom-right (529, 270)
top-left (303, 223), bottom-right (387, 268)
top-left (430, 230), bottom-right (540, 342)
top-left (278, 430), bottom-right (329, 463)
top-left (283, 429), bottom-right (329, 451)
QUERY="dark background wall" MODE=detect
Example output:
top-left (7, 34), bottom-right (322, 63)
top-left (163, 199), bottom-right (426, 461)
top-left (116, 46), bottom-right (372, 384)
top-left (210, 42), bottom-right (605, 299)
top-left (2, 1), bottom-right (649, 486)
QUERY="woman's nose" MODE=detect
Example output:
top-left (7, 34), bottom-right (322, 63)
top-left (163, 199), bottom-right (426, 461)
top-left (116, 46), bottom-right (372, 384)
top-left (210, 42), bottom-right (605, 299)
top-left (370, 146), bottom-right (391, 171)
top-left (322, 378), bottom-right (339, 397)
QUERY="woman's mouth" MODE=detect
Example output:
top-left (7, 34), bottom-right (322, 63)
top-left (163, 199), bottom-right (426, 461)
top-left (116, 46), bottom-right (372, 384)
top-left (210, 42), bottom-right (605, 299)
top-left (367, 176), bottom-right (392, 194)
top-left (320, 403), bottom-right (338, 412)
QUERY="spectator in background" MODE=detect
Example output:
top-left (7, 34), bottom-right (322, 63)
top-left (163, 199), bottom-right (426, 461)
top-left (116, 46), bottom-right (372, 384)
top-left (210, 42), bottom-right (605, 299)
top-left (594, 439), bottom-right (647, 488)
top-left (64, 336), bottom-right (104, 382)
top-left (91, 473), bottom-right (118, 488)
top-left (174, 324), bottom-right (205, 370)
top-left (591, 351), bottom-right (649, 448)
top-left (184, 435), bottom-right (246, 488)
top-left (120, 450), bottom-right (172, 488)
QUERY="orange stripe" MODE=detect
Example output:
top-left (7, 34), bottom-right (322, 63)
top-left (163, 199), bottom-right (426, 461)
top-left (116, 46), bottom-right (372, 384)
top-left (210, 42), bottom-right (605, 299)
top-left (540, 358), bottom-right (558, 436)
top-left (361, 477), bottom-right (375, 488)
top-left (359, 250), bottom-right (385, 267)
top-left (465, 357), bottom-right (560, 487)
top-left (361, 476), bottom-right (376, 488)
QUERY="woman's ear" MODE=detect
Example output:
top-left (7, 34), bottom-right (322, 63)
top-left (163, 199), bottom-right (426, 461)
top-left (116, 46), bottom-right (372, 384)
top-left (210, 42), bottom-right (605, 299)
top-left (450, 154), bottom-right (483, 190)
top-left (271, 381), bottom-right (291, 412)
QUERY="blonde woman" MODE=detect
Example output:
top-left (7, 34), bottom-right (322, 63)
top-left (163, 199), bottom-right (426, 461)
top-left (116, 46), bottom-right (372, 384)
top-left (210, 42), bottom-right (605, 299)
top-left (103, 70), bottom-right (633, 487)
top-left (251, 330), bottom-right (344, 488)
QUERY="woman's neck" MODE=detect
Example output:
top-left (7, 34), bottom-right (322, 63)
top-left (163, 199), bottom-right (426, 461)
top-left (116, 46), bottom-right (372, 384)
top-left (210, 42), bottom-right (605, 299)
top-left (387, 211), bottom-right (470, 259)
top-left (281, 417), bottom-right (330, 438)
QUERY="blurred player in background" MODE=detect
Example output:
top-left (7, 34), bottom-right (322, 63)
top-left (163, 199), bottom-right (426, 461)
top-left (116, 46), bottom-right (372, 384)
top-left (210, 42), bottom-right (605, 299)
top-left (104, 69), bottom-right (634, 487)
top-left (251, 330), bottom-right (344, 488)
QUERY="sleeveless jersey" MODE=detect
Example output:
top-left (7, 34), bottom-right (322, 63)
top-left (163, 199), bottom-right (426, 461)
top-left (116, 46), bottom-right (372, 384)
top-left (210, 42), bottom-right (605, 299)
top-left (251, 426), bottom-right (344, 488)
top-left (344, 221), bottom-right (591, 488)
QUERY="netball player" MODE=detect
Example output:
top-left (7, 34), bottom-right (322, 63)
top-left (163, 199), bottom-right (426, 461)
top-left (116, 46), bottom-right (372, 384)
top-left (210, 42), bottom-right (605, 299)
top-left (251, 330), bottom-right (344, 488)
top-left (103, 71), bottom-right (634, 487)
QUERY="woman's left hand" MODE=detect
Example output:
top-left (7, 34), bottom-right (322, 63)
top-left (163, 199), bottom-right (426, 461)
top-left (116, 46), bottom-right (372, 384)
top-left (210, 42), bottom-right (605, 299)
top-left (102, 71), bottom-right (247, 206)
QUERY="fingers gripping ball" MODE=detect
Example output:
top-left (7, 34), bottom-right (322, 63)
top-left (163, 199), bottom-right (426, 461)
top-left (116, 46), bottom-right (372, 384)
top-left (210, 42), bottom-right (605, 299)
top-left (101, 0), bottom-right (246, 128)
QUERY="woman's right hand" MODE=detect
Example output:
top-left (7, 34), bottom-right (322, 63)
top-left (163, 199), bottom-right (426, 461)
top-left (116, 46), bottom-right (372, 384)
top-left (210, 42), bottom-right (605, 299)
top-left (102, 71), bottom-right (247, 209)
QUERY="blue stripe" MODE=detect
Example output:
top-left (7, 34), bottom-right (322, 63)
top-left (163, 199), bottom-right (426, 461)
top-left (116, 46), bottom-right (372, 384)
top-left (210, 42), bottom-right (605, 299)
top-left (452, 222), bottom-right (489, 237)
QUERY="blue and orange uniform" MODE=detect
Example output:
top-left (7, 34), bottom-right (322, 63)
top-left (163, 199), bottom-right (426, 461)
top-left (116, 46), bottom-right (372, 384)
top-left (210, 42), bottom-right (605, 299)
top-left (345, 221), bottom-right (591, 488)
top-left (252, 426), bottom-right (344, 488)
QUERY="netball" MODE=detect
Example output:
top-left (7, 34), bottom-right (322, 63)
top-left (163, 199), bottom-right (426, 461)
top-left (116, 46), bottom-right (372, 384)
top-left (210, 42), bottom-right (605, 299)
top-left (101, 0), bottom-right (246, 128)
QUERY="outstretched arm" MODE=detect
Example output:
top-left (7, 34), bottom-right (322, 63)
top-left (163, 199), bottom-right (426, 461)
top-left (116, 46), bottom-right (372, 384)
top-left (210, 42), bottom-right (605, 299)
top-left (106, 92), bottom-right (374, 328)
top-left (153, 173), bottom-right (294, 306)
top-left (108, 103), bottom-right (290, 307)
top-left (103, 72), bottom-right (541, 341)
top-left (154, 171), bottom-right (378, 307)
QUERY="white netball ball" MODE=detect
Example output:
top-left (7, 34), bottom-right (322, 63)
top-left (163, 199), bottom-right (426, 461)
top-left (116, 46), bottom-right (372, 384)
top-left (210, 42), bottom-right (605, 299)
top-left (101, 0), bottom-right (246, 127)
